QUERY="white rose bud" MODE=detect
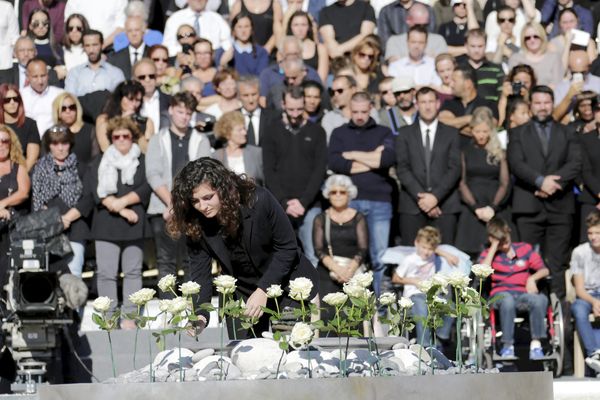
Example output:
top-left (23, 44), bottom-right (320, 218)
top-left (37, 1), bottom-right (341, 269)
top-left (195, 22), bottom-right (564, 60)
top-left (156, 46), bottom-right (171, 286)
top-left (93, 296), bottom-right (112, 313)
top-left (471, 263), bottom-right (494, 279)
top-left (322, 292), bottom-right (348, 307)
top-left (288, 277), bottom-right (313, 301)
top-left (129, 288), bottom-right (156, 306)
top-left (447, 271), bottom-right (471, 288)
top-left (343, 282), bottom-right (366, 298)
top-left (398, 296), bottom-right (414, 309)
top-left (266, 284), bottom-right (283, 298)
top-left (290, 322), bottom-right (314, 348)
top-left (180, 281), bottom-right (201, 297)
top-left (379, 292), bottom-right (397, 306)
top-left (214, 275), bottom-right (237, 295)
top-left (350, 271), bottom-right (373, 288)
top-left (158, 274), bottom-right (177, 293)
top-left (158, 299), bottom-right (172, 312)
top-left (168, 297), bottom-right (189, 315)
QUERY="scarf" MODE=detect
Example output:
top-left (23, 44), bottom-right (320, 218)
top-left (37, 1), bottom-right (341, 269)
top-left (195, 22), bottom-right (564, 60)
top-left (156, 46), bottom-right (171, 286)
top-left (32, 153), bottom-right (82, 211)
top-left (97, 144), bottom-right (141, 198)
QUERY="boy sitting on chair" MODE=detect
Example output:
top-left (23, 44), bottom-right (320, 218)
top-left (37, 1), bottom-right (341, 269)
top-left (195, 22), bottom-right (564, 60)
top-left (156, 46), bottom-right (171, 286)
top-left (570, 210), bottom-right (600, 374)
top-left (480, 217), bottom-right (550, 359)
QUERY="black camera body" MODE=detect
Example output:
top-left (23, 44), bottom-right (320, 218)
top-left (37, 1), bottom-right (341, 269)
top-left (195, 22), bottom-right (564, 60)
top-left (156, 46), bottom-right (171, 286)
top-left (512, 81), bottom-right (524, 97)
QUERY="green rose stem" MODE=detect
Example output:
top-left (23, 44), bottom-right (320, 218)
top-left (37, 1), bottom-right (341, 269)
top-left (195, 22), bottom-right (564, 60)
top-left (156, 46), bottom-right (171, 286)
top-left (107, 330), bottom-right (117, 378)
top-left (300, 299), bottom-right (307, 322)
top-left (400, 308), bottom-right (407, 338)
top-left (454, 287), bottom-right (463, 373)
top-left (476, 278), bottom-right (484, 372)
top-left (275, 349), bottom-right (285, 378)
top-left (133, 306), bottom-right (140, 370)
top-left (431, 330), bottom-right (436, 375)
top-left (178, 329), bottom-right (183, 382)
top-left (336, 306), bottom-right (343, 377)
top-left (146, 306), bottom-right (153, 382)
top-left (417, 314), bottom-right (428, 375)
top-left (220, 292), bottom-right (226, 381)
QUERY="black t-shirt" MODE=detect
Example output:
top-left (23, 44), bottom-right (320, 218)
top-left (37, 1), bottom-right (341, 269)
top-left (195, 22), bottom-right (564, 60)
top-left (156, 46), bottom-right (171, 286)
top-left (441, 95), bottom-right (499, 120)
top-left (438, 20), bottom-right (470, 46)
top-left (319, 1), bottom-right (376, 44)
top-left (170, 129), bottom-right (191, 178)
top-left (8, 117), bottom-right (40, 156)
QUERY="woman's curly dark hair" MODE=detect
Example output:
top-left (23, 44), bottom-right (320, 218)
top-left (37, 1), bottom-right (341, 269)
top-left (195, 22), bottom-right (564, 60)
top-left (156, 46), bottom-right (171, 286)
top-left (167, 158), bottom-right (256, 241)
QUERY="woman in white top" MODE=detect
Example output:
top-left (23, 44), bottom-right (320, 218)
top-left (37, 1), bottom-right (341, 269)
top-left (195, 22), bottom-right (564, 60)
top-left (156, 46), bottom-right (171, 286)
top-left (485, 0), bottom-right (539, 51)
top-left (0, 2), bottom-right (19, 70)
top-left (62, 14), bottom-right (89, 71)
top-left (204, 68), bottom-right (242, 120)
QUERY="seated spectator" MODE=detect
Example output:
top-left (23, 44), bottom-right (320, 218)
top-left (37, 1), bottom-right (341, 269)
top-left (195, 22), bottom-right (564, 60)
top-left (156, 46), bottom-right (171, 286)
top-left (0, 36), bottom-right (60, 90)
top-left (26, 8), bottom-right (64, 69)
top-left (350, 35), bottom-right (384, 94)
top-left (570, 210), bottom-right (600, 373)
top-left (497, 63), bottom-right (536, 126)
top-left (149, 45), bottom-right (179, 95)
top-left (303, 80), bottom-right (326, 124)
top-left (52, 92), bottom-right (99, 166)
top-left (548, 8), bottom-right (597, 73)
top-left (434, 0), bottom-right (483, 29)
top-left (170, 24), bottom-right (197, 78)
top-left (569, 90), bottom-right (598, 134)
top-left (508, 22), bottom-right (564, 87)
top-left (180, 76), bottom-right (217, 138)
top-left (229, 0), bottom-right (283, 54)
top-left (433, 53), bottom-right (457, 103)
top-left (437, 0), bottom-right (480, 58)
top-left (541, 0), bottom-right (594, 39)
top-left (191, 39), bottom-right (218, 97)
top-left (382, 76), bottom-right (418, 134)
top-left (237, 75), bottom-right (277, 146)
top-left (96, 80), bottom-right (155, 153)
top-left (266, 57), bottom-right (307, 111)
top-left (0, 84), bottom-right (40, 171)
top-left (498, 96), bottom-right (530, 146)
top-left (485, 0), bottom-right (539, 52)
top-left (204, 68), bottom-right (242, 120)
top-left (31, 125), bottom-right (90, 277)
top-left (0, 2), bottom-right (19, 71)
top-left (218, 12), bottom-right (270, 77)
top-left (62, 13), bottom-right (89, 71)
top-left (88, 116), bottom-right (151, 329)
top-left (378, 77), bottom-right (402, 135)
top-left (64, 0), bottom-right (127, 50)
top-left (113, 1), bottom-right (163, 53)
top-left (486, 6), bottom-right (520, 69)
top-left (388, 26), bottom-right (441, 87)
top-left (385, 3), bottom-right (448, 63)
top-left (578, 112), bottom-right (600, 238)
top-left (479, 217), bottom-right (549, 359)
top-left (162, 0), bottom-right (232, 56)
top-left (107, 15), bottom-right (150, 80)
top-left (321, 75), bottom-right (358, 142)
top-left (212, 110), bottom-right (264, 185)
top-left (133, 59), bottom-right (171, 135)
top-left (22, 0), bottom-right (66, 44)
top-left (379, 0), bottom-right (437, 48)
top-left (455, 107), bottom-right (509, 257)
top-left (318, 0), bottom-right (376, 59)
top-left (285, 10), bottom-right (329, 83)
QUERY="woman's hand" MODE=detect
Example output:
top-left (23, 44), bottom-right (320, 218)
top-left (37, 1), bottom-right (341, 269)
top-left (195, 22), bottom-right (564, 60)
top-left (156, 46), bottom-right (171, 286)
top-left (244, 288), bottom-right (267, 319)
top-left (475, 206), bottom-right (495, 222)
top-left (119, 208), bottom-right (139, 224)
top-left (0, 209), bottom-right (10, 220)
top-left (61, 215), bottom-right (72, 229)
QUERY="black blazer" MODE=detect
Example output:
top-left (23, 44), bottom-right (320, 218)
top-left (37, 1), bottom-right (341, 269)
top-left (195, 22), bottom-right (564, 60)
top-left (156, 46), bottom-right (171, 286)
top-left (158, 91), bottom-right (171, 130)
top-left (507, 121), bottom-right (581, 214)
top-left (0, 63), bottom-right (61, 87)
top-left (578, 132), bottom-right (600, 206)
top-left (396, 121), bottom-right (462, 215)
top-left (107, 47), bottom-right (149, 79)
top-left (188, 186), bottom-right (318, 322)
top-left (256, 107), bottom-right (279, 146)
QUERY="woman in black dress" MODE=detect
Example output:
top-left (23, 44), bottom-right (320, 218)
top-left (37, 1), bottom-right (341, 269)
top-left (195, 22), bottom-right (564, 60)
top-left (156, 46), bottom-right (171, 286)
top-left (26, 8), bottom-right (64, 68)
top-left (455, 107), bottom-right (510, 257)
top-left (230, 0), bottom-right (283, 54)
top-left (312, 174), bottom-right (368, 331)
top-left (285, 10), bottom-right (329, 83)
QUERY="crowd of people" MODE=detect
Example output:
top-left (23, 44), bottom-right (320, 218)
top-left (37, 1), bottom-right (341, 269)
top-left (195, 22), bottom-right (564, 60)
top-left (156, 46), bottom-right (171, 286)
top-left (1, 0), bottom-right (600, 376)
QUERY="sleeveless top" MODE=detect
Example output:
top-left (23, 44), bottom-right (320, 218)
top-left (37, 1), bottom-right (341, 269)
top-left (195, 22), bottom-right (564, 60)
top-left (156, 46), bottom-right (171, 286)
top-left (241, 0), bottom-right (274, 47)
top-left (0, 162), bottom-right (18, 200)
top-left (303, 43), bottom-right (319, 71)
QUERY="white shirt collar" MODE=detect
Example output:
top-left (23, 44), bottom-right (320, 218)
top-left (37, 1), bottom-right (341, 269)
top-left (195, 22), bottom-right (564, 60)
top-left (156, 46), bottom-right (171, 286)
top-left (418, 118), bottom-right (438, 145)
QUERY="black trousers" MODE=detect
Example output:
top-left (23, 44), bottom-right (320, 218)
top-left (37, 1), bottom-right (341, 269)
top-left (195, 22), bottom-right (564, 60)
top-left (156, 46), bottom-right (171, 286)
top-left (150, 215), bottom-right (188, 298)
top-left (515, 210), bottom-right (572, 299)
top-left (399, 212), bottom-right (458, 246)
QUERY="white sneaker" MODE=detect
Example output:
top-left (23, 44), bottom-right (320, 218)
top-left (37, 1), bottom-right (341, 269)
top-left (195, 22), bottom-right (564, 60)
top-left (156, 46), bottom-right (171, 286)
top-left (585, 351), bottom-right (600, 373)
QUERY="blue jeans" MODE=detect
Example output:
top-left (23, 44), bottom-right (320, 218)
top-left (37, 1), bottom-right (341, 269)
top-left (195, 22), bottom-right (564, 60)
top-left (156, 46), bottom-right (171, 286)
top-left (411, 293), bottom-right (453, 347)
top-left (67, 241), bottom-right (85, 277)
top-left (350, 200), bottom-right (392, 297)
top-left (494, 291), bottom-right (548, 346)
top-left (572, 292), bottom-right (600, 356)
top-left (298, 206), bottom-right (321, 267)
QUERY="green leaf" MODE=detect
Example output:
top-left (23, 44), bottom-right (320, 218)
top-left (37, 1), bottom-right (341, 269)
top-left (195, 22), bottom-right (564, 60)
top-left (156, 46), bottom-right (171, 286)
top-left (273, 331), bottom-right (282, 341)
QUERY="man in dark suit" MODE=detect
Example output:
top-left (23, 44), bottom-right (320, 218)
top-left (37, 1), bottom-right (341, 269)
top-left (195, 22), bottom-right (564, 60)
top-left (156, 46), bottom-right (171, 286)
top-left (107, 16), bottom-right (149, 79)
top-left (396, 86), bottom-right (462, 245)
top-left (238, 75), bottom-right (278, 146)
top-left (0, 36), bottom-right (60, 88)
top-left (507, 85), bottom-right (581, 298)
top-left (133, 58), bottom-right (170, 133)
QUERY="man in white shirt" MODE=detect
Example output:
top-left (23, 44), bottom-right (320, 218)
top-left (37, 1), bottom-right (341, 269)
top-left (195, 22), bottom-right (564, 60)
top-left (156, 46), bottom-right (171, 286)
top-left (388, 26), bottom-right (441, 87)
top-left (21, 58), bottom-right (64, 137)
top-left (134, 58), bottom-right (171, 134)
top-left (108, 16), bottom-right (148, 79)
top-left (162, 0), bottom-right (231, 56)
top-left (238, 75), bottom-right (278, 146)
top-left (64, 0), bottom-right (128, 49)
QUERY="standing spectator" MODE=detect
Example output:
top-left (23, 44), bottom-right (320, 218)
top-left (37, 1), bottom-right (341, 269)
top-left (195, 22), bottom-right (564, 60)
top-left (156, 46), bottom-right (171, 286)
top-left (149, 45), bottom-right (179, 94)
top-left (108, 16), bottom-right (150, 79)
top-left (229, 0), bottom-right (283, 55)
top-left (549, 8), bottom-right (597, 73)
top-left (437, 0), bottom-right (480, 58)
top-left (507, 85), bottom-right (581, 298)
top-left (21, 58), bottom-right (64, 136)
top-left (485, 6), bottom-right (520, 68)
top-left (180, 76), bottom-right (216, 138)
top-left (378, 0), bottom-right (436, 47)
top-left (0, 1), bottom-right (20, 71)
top-left (321, 74), bottom-right (358, 142)
top-left (113, 1), bottom-right (163, 53)
top-left (434, 0), bottom-right (483, 28)
top-left (265, 57), bottom-right (306, 111)
top-left (541, 0), bottom-right (594, 38)
top-left (396, 87), bottom-right (461, 245)
top-left (378, 76), bottom-right (417, 136)
top-left (349, 35), bottom-right (384, 94)
top-left (22, 0), bottom-right (66, 44)
top-left (134, 58), bottom-right (171, 135)
top-left (568, 91), bottom-right (597, 134)
top-left (65, 30), bottom-right (126, 97)
top-left (433, 53), bottom-right (457, 102)
top-left (285, 10), bottom-right (329, 84)
top-left (578, 105), bottom-right (600, 239)
top-left (238, 75), bottom-right (278, 146)
top-left (170, 24), bottom-right (197, 77)
top-left (262, 86), bottom-right (327, 267)
top-left (0, 84), bottom-right (40, 171)
top-left (303, 80), bottom-right (326, 124)
top-left (318, 0), bottom-right (376, 59)
top-left (26, 8), bottom-right (63, 68)
top-left (329, 91), bottom-right (396, 296)
top-left (89, 117), bottom-right (151, 328)
top-left (62, 13), bottom-right (89, 71)
top-left (162, 0), bottom-right (231, 56)
top-left (484, 0), bottom-right (539, 53)
top-left (497, 63), bottom-right (536, 127)
top-left (204, 68), bottom-right (242, 120)
top-left (145, 92), bottom-right (211, 290)
top-left (64, 0), bottom-right (128, 50)
top-left (0, 36), bottom-right (60, 89)
top-left (388, 26), bottom-right (442, 87)
top-left (191, 39), bottom-right (218, 97)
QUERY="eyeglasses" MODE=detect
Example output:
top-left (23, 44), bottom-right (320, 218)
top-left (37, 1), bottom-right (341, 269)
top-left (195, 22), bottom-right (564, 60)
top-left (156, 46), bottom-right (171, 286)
top-left (68, 25), bottom-right (84, 32)
top-left (0, 138), bottom-right (11, 145)
top-left (330, 190), bottom-right (348, 196)
top-left (136, 74), bottom-right (156, 81)
top-left (498, 17), bottom-right (516, 23)
top-left (380, 90), bottom-right (392, 95)
top-left (112, 134), bottom-right (132, 141)
top-left (524, 35), bottom-right (541, 41)
top-left (61, 104), bottom-right (77, 112)
top-left (329, 88), bottom-right (345, 96)
top-left (152, 57), bottom-right (169, 63)
top-left (357, 52), bottom-right (375, 60)
top-left (31, 20), bottom-right (49, 29)
top-left (177, 32), bottom-right (196, 40)
top-left (3, 96), bottom-right (19, 104)
top-left (394, 90), bottom-right (412, 96)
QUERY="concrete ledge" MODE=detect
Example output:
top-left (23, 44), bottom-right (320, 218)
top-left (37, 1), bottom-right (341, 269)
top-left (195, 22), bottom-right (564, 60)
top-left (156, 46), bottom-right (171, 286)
top-left (38, 372), bottom-right (553, 400)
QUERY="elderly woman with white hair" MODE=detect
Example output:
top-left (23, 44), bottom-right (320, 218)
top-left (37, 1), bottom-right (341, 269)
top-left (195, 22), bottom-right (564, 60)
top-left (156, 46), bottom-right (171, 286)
top-left (313, 174), bottom-right (368, 332)
top-left (112, 0), bottom-right (164, 52)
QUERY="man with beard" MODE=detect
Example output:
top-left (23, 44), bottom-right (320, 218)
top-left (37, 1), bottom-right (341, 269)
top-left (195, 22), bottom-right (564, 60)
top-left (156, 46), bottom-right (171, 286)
top-left (65, 30), bottom-right (125, 97)
top-left (262, 86), bottom-right (327, 267)
top-left (377, 76), bottom-right (416, 135)
top-left (507, 85), bottom-right (581, 299)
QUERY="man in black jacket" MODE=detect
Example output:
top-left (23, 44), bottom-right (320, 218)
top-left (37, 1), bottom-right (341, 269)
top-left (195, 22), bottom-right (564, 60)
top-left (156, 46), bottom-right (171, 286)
top-left (262, 86), bottom-right (327, 267)
top-left (107, 16), bottom-right (149, 79)
top-left (0, 36), bottom-right (60, 88)
top-left (396, 86), bottom-right (462, 245)
top-left (238, 75), bottom-right (278, 146)
top-left (507, 85), bottom-right (581, 298)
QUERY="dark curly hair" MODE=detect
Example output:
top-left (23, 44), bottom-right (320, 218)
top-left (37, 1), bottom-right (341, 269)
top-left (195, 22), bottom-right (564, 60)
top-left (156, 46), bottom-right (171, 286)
top-left (167, 158), bottom-right (256, 241)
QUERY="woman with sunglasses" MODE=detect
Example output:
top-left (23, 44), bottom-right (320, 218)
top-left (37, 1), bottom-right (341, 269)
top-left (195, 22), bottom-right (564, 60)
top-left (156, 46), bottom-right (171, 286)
top-left (508, 22), bottom-right (563, 86)
top-left (62, 13), bottom-right (89, 71)
top-left (88, 117), bottom-right (151, 329)
top-left (52, 92), bottom-right (99, 166)
top-left (174, 24), bottom-right (198, 77)
top-left (285, 10), bottom-right (328, 84)
top-left (548, 8), bottom-right (597, 72)
top-left (26, 8), bottom-right (64, 69)
top-left (96, 80), bottom-right (155, 153)
top-left (148, 45), bottom-right (179, 95)
top-left (31, 125), bottom-right (90, 277)
top-left (22, 0), bottom-right (66, 44)
top-left (349, 35), bottom-right (384, 94)
top-left (0, 84), bottom-right (40, 172)
top-left (219, 13), bottom-right (269, 77)
top-left (487, 6), bottom-right (520, 66)
top-left (484, 0), bottom-right (539, 53)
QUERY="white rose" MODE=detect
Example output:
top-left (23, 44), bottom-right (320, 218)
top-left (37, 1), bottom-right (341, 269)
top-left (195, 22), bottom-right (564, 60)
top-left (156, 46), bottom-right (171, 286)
top-left (266, 284), bottom-right (283, 298)
top-left (433, 296), bottom-right (447, 305)
top-left (290, 322), bottom-right (314, 348)
top-left (158, 274), bottom-right (177, 293)
top-left (168, 297), bottom-right (189, 315)
top-left (93, 296), bottom-right (112, 313)
top-left (322, 292), bottom-right (348, 307)
top-left (379, 292), bottom-right (397, 306)
top-left (180, 281), bottom-right (201, 297)
top-left (214, 275), bottom-right (237, 295)
top-left (398, 296), bottom-right (414, 309)
top-left (158, 299), bottom-right (172, 312)
top-left (343, 282), bottom-right (366, 298)
top-left (471, 263), bottom-right (494, 279)
top-left (447, 270), bottom-right (471, 288)
top-left (418, 279), bottom-right (434, 293)
top-left (432, 273), bottom-right (449, 288)
top-left (350, 271), bottom-right (373, 288)
top-left (129, 288), bottom-right (156, 306)
top-left (288, 277), bottom-right (313, 301)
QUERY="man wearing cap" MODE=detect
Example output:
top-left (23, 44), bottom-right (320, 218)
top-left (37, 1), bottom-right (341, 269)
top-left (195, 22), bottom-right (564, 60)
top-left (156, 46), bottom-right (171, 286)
top-left (437, 0), bottom-right (480, 58)
top-left (388, 26), bottom-right (441, 87)
top-left (378, 76), bottom-right (418, 136)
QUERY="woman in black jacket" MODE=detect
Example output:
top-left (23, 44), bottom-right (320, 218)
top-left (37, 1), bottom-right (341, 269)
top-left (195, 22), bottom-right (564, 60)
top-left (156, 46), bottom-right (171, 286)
top-left (168, 158), bottom-right (318, 337)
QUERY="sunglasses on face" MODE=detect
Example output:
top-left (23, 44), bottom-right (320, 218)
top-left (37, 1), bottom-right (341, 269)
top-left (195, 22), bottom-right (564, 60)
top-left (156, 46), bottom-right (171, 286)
top-left (61, 104), bottom-right (77, 112)
top-left (112, 134), bottom-right (132, 141)
top-left (31, 20), bottom-right (49, 29)
top-left (136, 74), bottom-right (156, 81)
top-left (525, 34), bottom-right (541, 41)
top-left (380, 90), bottom-right (392, 95)
top-left (177, 32), bottom-right (196, 40)
top-left (3, 96), bottom-right (19, 104)
top-left (329, 88), bottom-right (345, 96)
top-left (357, 52), bottom-right (375, 60)
top-left (152, 57), bottom-right (168, 63)
top-left (68, 25), bottom-right (83, 32)
top-left (0, 138), bottom-right (11, 145)
top-left (330, 190), bottom-right (348, 196)
top-left (498, 17), bottom-right (516, 23)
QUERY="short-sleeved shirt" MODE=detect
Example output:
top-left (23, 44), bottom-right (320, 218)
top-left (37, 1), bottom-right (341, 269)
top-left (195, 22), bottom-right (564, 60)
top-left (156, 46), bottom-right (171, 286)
top-left (570, 242), bottom-right (600, 293)
top-left (478, 242), bottom-right (545, 296)
top-left (441, 94), bottom-right (499, 120)
top-left (8, 118), bottom-right (40, 156)
top-left (170, 129), bottom-right (191, 177)
top-left (394, 252), bottom-right (435, 298)
top-left (456, 57), bottom-right (505, 102)
top-left (319, 1), bottom-right (376, 44)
